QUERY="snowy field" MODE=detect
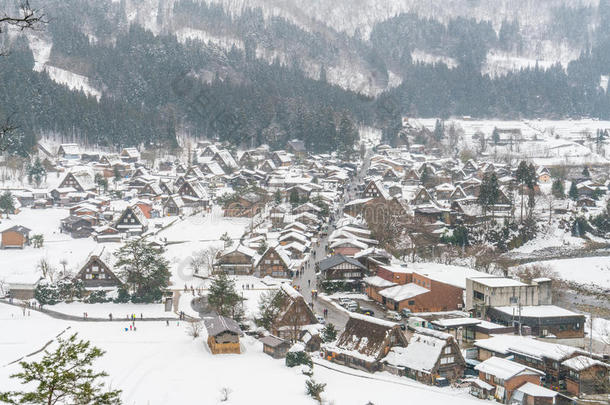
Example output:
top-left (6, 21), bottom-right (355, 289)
top-left (513, 256), bottom-right (610, 289)
top-left (414, 118), bottom-right (610, 166)
top-left (0, 304), bottom-right (487, 405)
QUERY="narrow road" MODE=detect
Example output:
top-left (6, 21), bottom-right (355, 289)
top-left (293, 149), bottom-right (372, 329)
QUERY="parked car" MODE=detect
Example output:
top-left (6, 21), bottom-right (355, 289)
top-left (434, 377), bottom-right (449, 387)
top-left (401, 308), bottom-right (412, 318)
top-left (315, 314), bottom-right (326, 324)
top-left (346, 302), bottom-right (358, 312)
top-left (386, 311), bottom-right (402, 321)
top-left (338, 298), bottom-right (351, 307)
top-left (361, 309), bottom-right (375, 316)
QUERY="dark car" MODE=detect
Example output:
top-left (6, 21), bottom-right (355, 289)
top-left (360, 309), bottom-right (375, 316)
top-left (434, 377), bottom-right (449, 387)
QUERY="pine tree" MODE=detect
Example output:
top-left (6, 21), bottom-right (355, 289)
top-left (551, 179), bottom-right (565, 198)
top-left (114, 239), bottom-right (171, 303)
top-left (321, 323), bottom-right (338, 343)
top-left (569, 182), bottom-right (579, 201)
top-left (208, 272), bottom-right (242, 318)
top-left (27, 157), bottom-right (46, 187)
top-left (492, 127), bottom-right (500, 145)
top-left (0, 333), bottom-right (122, 405)
top-left (433, 119), bottom-right (444, 141)
top-left (0, 191), bottom-right (15, 218)
top-left (516, 161), bottom-right (529, 222)
top-left (582, 166), bottom-right (591, 178)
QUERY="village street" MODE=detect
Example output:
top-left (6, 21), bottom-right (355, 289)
top-left (294, 149), bottom-right (373, 331)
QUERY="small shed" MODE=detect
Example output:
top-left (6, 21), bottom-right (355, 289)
top-left (260, 335), bottom-right (291, 359)
top-left (1, 225), bottom-right (31, 249)
top-left (204, 316), bottom-right (243, 355)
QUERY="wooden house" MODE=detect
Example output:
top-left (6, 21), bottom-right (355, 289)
top-left (254, 245), bottom-right (292, 278)
top-left (120, 147), bottom-right (140, 163)
top-left (287, 139), bottom-right (307, 158)
top-left (57, 143), bottom-right (80, 159)
top-left (260, 335), bottom-right (291, 359)
top-left (224, 193), bottom-right (264, 218)
top-left (316, 254), bottom-right (368, 285)
top-left (58, 169), bottom-right (96, 192)
top-left (362, 180), bottom-right (389, 200)
top-left (270, 284), bottom-right (317, 341)
top-left (475, 356), bottom-right (544, 404)
top-left (114, 205), bottom-right (148, 235)
top-left (204, 316), bottom-right (243, 355)
top-left (75, 250), bottom-right (122, 288)
top-left (382, 328), bottom-right (465, 384)
top-left (1, 225), bottom-right (31, 249)
top-left (61, 215), bottom-right (94, 238)
top-left (324, 314), bottom-right (408, 372)
top-left (213, 245), bottom-right (256, 275)
top-left (562, 355), bottom-right (610, 396)
top-left (163, 194), bottom-right (185, 216)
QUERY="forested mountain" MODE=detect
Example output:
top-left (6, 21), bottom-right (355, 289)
top-left (0, 0), bottom-right (609, 155)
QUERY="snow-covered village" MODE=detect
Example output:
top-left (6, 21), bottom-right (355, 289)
top-left (2, 1), bottom-right (610, 405)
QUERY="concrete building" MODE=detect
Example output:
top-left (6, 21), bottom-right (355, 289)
top-left (466, 277), bottom-right (552, 317)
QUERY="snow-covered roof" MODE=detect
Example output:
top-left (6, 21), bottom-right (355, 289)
top-left (475, 356), bottom-right (543, 380)
top-left (363, 276), bottom-right (397, 288)
top-left (378, 283), bottom-right (429, 302)
top-left (562, 355), bottom-right (609, 371)
top-left (492, 305), bottom-right (582, 318)
top-left (474, 335), bottom-right (582, 361)
top-left (469, 277), bottom-right (527, 288)
top-left (515, 382), bottom-right (558, 398)
top-left (431, 317), bottom-right (481, 328)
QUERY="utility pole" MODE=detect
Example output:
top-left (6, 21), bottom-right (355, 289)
top-left (590, 311), bottom-right (594, 355)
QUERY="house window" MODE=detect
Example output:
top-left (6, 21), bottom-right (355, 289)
top-left (408, 300), bottom-right (415, 305)
top-left (440, 356), bottom-right (454, 365)
top-left (273, 260), bottom-right (279, 264)
top-left (265, 260), bottom-right (271, 264)
top-left (444, 347), bottom-right (451, 354)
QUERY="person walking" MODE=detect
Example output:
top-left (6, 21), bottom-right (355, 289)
top-left (166, 320), bottom-right (169, 326)
top-left (109, 313), bottom-right (113, 321)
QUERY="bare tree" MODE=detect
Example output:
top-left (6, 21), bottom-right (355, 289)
top-left (190, 246), bottom-right (221, 277)
top-left (59, 258), bottom-right (68, 276)
top-left (37, 258), bottom-right (57, 282)
top-left (219, 387), bottom-right (231, 402)
top-left (186, 320), bottom-right (203, 339)
top-left (0, 1), bottom-right (45, 34)
top-left (1, 1), bottom-right (46, 149)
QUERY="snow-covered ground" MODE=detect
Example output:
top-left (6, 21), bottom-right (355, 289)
top-left (413, 118), bottom-right (610, 166)
top-left (25, 34), bottom-right (102, 100)
top-left (42, 65), bottom-right (102, 100)
top-left (175, 27), bottom-right (245, 51)
top-left (50, 302), bottom-right (175, 319)
top-left (411, 49), bottom-right (457, 68)
top-left (0, 208), bottom-right (111, 285)
top-left (0, 304), bottom-right (488, 404)
top-left (514, 256), bottom-right (610, 289)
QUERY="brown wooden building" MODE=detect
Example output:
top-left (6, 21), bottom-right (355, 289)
top-left (254, 245), bottom-right (291, 278)
top-left (1, 225), bottom-right (31, 249)
top-left (270, 284), bottom-right (317, 341)
top-left (324, 314), bottom-right (408, 372)
top-left (204, 316), bottom-right (243, 355)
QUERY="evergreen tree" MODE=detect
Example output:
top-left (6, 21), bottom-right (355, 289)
top-left (114, 239), bottom-right (171, 302)
top-left (289, 189), bottom-right (300, 206)
top-left (321, 323), bottom-right (338, 343)
top-left (27, 158), bottom-right (46, 187)
top-left (337, 111), bottom-right (358, 157)
top-left (568, 181), bottom-right (579, 201)
top-left (582, 166), bottom-right (591, 178)
top-left (551, 179), bottom-right (565, 198)
top-left (433, 119), bottom-right (444, 141)
top-left (0, 333), bottom-right (122, 405)
top-left (220, 232), bottom-right (233, 248)
top-left (492, 127), bottom-right (500, 145)
top-left (0, 191), bottom-right (15, 218)
top-left (208, 272), bottom-right (242, 318)
top-left (516, 161), bottom-right (529, 222)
